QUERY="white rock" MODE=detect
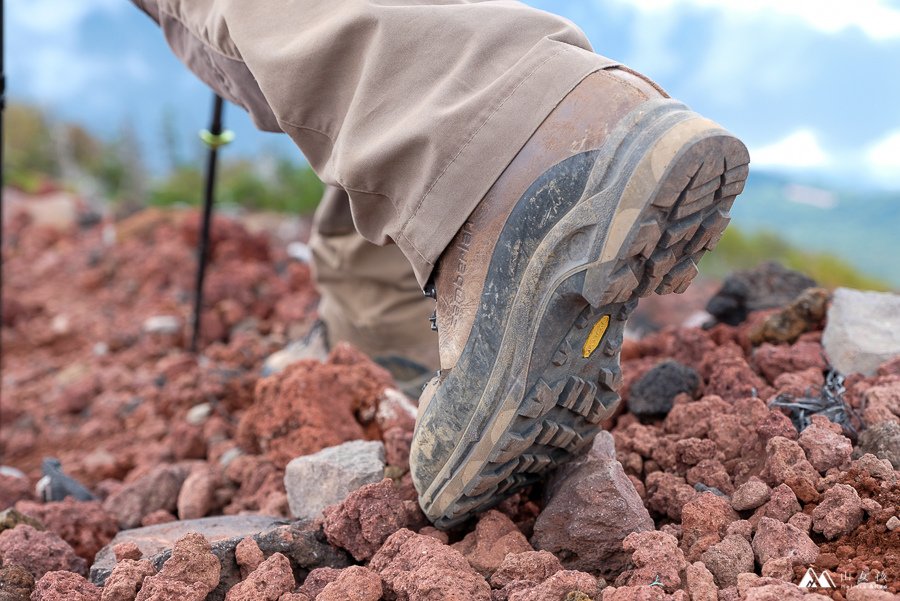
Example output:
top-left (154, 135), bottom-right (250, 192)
top-left (143, 315), bottom-right (182, 335)
top-left (186, 403), bottom-right (212, 426)
top-left (822, 288), bottom-right (900, 376)
top-left (284, 440), bottom-right (385, 521)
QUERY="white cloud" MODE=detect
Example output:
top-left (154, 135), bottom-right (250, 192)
top-left (8, 0), bottom-right (149, 109)
top-left (610, 0), bottom-right (900, 40)
top-left (865, 130), bottom-right (900, 186)
top-left (867, 130), bottom-right (900, 171)
top-left (751, 130), bottom-right (832, 169)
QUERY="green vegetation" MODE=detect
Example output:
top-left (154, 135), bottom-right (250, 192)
top-left (699, 227), bottom-right (891, 291)
top-left (3, 102), bottom-right (324, 215)
top-left (149, 158), bottom-right (323, 214)
top-left (3, 102), bottom-right (897, 291)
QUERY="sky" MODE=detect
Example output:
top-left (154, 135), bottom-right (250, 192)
top-left (6, 0), bottom-right (900, 189)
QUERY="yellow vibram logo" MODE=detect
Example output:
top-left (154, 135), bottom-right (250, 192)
top-left (582, 315), bottom-right (610, 358)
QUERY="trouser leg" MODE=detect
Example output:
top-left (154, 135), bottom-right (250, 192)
top-left (311, 187), bottom-right (439, 371)
top-left (131, 0), bottom-right (614, 285)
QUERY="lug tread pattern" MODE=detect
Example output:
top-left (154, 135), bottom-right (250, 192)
top-left (437, 136), bottom-right (749, 528)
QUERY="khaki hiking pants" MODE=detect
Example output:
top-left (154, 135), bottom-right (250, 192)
top-left (133, 0), bottom-right (613, 367)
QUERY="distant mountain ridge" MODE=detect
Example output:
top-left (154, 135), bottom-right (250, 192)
top-left (729, 170), bottom-right (900, 287)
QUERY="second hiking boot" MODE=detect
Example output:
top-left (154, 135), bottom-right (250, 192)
top-left (409, 67), bottom-right (749, 528)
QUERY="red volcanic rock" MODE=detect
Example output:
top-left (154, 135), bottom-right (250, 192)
top-left (369, 529), bottom-right (491, 601)
top-left (731, 477), bottom-right (771, 511)
top-left (811, 484), bottom-right (865, 540)
top-left (615, 531), bottom-right (686, 593)
top-left (131, 577), bottom-right (209, 601)
top-left (490, 551), bottom-right (564, 590)
top-left (798, 415), bottom-right (853, 472)
top-left (685, 562), bottom-right (718, 601)
top-left (141, 510), bottom-right (177, 527)
top-left (701, 346), bottom-right (773, 401)
top-left (113, 541), bottom-right (142, 562)
top-left (601, 585), bottom-right (673, 601)
top-left (0, 525), bottom-right (86, 579)
top-left (135, 533), bottom-right (220, 601)
top-left (382, 427), bottom-right (413, 471)
top-left (296, 567), bottom-right (342, 599)
top-left (0, 472), bottom-right (32, 509)
top-left (860, 383), bottom-right (900, 426)
top-left (103, 464), bottom-right (190, 529)
top-left (224, 552), bottom-right (294, 601)
top-left (507, 570), bottom-right (599, 601)
top-left (322, 479), bottom-right (424, 562)
top-left (15, 499), bottom-right (118, 561)
top-left (681, 493), bottom-right (740, 561)
top-left (532, 433), bottom-right (655, 578)
top-left (759, 437), bottom-right (820, 503)
top-left (452, 510), bottom-right (532, 577)
top-left (316, 566), bottom-right (383, 601)
top-left (686, 459), bottom-right (734, 495)
top-left (662, 396), bottom-right (730, 439)
top-left (751, 517), bottom-right (819, 567)
top-left (675, 438), bottom-right (718, 467)
top-left (100, 559), bottom-right (156, 601)
top-left (751, 484), bottom-right (801, 524)
top-left (645, 472), bottom-right (699, 521)
top-left (234, 536), bottom-right (264, 579)
top-left (30, 571), bottom-right (100, 601)
top-left (753, 342), bottom-right (826, 384)
top-left (699, 535), bottom-right (754, 588)
top-left (772, 367), bottom-right (824, 398)
top-left (238, 345), bottom-right (393, 468)
top-left (176, 467), bottom-right (217, 520)
top-left (756, 411), bottom-right (798, 442)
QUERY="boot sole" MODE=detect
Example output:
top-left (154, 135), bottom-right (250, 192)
top-left (415, 100), bottom-right (749, 528)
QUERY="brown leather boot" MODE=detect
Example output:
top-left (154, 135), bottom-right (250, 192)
top-left (410, 67), bottom-right (749, 527)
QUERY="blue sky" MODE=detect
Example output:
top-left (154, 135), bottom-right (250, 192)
top-left (7, 0), bottom-right (900, 188)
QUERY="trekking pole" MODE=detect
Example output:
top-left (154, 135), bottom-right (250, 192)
top-left (1, 0), bottom-right (6, 374)
top-left (190, 93), bottom-right (233, 353)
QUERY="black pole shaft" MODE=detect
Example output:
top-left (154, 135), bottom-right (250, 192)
top-left (190, 94), bottom-right (225, 353)
top-left (1, 0), bottom-right (6, 374)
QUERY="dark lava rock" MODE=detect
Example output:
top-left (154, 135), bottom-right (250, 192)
top-left (706, 262), bottom-right (816, 326)
top-left (0, 564), bottom-right (34, 601)
top-left (628, 360), bottom-right (701, 417)
top-left (90, 516), bottom-right (349, 601)
top-left (854, 421), bottom-right (900, 469)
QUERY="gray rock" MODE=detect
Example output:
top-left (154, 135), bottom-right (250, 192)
top-left (102, 464), bottom-right (190, 529)
top-left (261, 323), bottom-right (328, 377)
top-left (531, 432), bottom-right (655, 579)
top-left (628, 360), bottom-right (700, 416)
top-left (285, 440), bottom-right (385, 521)
top-left (854, 420), bottom-right (900, 469)
top-left (36, 458), bottom-right (94, 502)
top-left (707, 262), bottom-right (817, 326)
top-left (90, 516), bottom-right (349, 600)
top-left (823, 288), bottom-right (900, 376)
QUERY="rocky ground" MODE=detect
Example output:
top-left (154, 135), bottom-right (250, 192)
top-left (1, 198), bottom-right (898, 601)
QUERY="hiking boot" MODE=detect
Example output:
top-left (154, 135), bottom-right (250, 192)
top-left (410, 67), bottom-right (749, 528)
